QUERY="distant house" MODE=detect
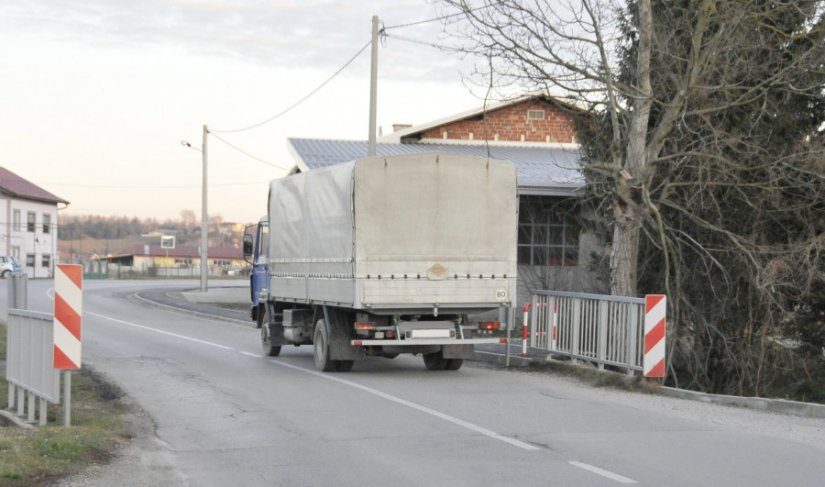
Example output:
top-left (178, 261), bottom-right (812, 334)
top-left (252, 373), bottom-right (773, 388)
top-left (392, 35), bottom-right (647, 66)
top-left (0, 167), bottom-right (69, 278)
top-left (96, 244), bottom-right (247, 277)
top-left (287, 93), bottom-right (607, 304)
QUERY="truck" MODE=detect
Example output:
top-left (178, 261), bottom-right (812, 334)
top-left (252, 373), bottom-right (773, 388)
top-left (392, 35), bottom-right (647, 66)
top-left (244, 153), bottom-right (517, 372)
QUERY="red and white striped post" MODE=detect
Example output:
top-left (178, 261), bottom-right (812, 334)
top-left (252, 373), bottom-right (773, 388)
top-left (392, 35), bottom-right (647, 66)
top-left (54, 264), bottom-right (83, 426)
top-left (643, 294), bottom-right (666, 378)
top-left (521, 302), bottom-right (530, 357)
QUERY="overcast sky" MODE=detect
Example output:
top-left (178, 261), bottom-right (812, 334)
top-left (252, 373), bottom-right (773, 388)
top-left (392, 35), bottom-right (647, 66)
top-left (0, 0), bottom-right (490, 223)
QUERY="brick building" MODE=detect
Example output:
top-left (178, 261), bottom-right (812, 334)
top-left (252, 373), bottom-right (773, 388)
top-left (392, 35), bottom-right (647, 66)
top-left (390, 96), bottom-right (579, 145)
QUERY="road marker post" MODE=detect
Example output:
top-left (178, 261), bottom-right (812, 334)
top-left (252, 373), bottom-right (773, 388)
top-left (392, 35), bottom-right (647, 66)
top-left (521, 302), bottom-right (530, 357)
top-left (54, 264), bottom-right (83, 426)
top-left (643, 295), bottom-right (666, 379)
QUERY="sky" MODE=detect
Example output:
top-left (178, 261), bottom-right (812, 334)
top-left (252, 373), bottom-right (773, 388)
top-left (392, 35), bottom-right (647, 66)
top-left (0, 0), bottom-right (491, 223)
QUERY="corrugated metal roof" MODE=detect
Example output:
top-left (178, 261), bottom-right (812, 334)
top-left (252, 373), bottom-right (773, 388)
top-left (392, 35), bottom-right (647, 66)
top-left (132, 244), bottom-right (242, 259)
top-left (287, 138), bottom-right (584, 195)
top-left (0, 167), bottom-right (69, 205)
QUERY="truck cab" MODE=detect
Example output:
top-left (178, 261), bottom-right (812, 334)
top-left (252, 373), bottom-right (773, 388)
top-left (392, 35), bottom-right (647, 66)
top-left (243, 217), bottom-right (268, 327)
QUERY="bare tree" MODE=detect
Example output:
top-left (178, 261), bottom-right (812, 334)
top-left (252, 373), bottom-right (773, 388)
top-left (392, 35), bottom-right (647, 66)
top-left (440, 0), bottom-right (824, 295)
top-left (440, 1), bottom-right (825, 397)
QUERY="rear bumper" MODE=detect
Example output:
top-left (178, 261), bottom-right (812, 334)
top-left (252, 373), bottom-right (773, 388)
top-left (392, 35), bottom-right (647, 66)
top-left (351, 338), bottom-right (507, 346)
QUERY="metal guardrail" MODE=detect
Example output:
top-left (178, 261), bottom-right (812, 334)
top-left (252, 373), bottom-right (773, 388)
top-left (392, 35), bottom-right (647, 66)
top-left (527, 290), bottom-right (645, 375)
top-left (5, 309), bottom-right (60, 425)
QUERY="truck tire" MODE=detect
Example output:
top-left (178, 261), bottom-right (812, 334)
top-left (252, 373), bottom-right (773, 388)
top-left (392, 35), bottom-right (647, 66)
top-left (1, 270), bottom-right (8, 278)
top-left (313, 320), bottom-right (336, 372)
top-left (423, 351), bottom-right (448, 370)
top-left (260, 307), bottom-right (281, 357)
top-left (445, 359), bottom-right (463, 371)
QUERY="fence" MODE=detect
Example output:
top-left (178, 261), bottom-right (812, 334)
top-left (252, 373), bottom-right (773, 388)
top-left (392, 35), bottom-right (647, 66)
top-left (526, 290), bottom-right (646, 375)
top-left (5, 309), bottom-right (61, 425)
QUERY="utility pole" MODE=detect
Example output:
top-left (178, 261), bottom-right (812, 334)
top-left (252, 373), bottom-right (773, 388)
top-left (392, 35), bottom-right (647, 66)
top-left (200, 124), bottom-right (209, 292)
top-left (368, 15), bottom-right (379, 156)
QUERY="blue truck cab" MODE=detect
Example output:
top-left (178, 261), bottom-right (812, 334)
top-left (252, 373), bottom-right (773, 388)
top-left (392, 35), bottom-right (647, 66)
top-left (243, 217), bottom-right (268, 327)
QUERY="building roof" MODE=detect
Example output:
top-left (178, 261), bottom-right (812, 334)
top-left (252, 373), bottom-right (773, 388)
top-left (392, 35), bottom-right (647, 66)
top-left (132, 244), bottom-right (243, 260)
top-left (287, 138), bottom-right (584, 196)
top-left (378, 92), bottom-right (586, 144)
top-left (0, 167), bottom-right (69, 205)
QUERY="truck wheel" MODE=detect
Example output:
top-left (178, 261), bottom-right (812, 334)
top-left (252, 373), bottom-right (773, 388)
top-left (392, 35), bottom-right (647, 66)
top-left (1, 270), bottom-right (8, 278)
top-left (313, 320), bottom-right (336, 372)
top-left (445, 359), bottom-right (463, 371)
top-left (260, 307), bottom-right (281, 357)
top-left (423, 351), bottom-right (448, 370)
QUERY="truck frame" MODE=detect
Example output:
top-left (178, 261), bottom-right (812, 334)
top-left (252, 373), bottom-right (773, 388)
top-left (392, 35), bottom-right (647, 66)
top-left (244, 153), bottom-right (517, 372)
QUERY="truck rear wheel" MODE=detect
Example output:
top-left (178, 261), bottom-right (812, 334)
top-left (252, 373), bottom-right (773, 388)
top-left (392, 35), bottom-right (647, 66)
top-left (445, 359), bottom-right (463, 371)
top-left (313, 320), bottom-right (336, 372)
top-left (260, 307), bottom-right (281, 357)
top-left (423, 351), bottom-right (448, 370)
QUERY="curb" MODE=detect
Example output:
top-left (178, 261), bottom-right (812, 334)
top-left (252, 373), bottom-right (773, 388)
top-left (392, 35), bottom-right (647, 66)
top-left (132, 291), bottom-right (251, 326)
top-left (473, 350), bottom-right (532, 368)
top-left (660, 387), bottom-right (825, 419)
top-left (474, 347), bottom-right (825, 420)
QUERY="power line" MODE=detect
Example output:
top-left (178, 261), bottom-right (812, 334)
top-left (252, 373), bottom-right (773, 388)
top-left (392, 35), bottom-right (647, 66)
top-left (383, 4), bottom-right (493, 30)
top-left (383, 32), bottom-right (447, 50)
top-left (208, 132), bottom-right (291, 170)
top-left (210, 39), bottom-right (372, 134)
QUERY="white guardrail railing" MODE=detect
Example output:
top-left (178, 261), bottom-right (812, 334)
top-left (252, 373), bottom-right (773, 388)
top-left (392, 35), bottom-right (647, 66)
top-left (6, 309), bottom-right (61, 425)
top-left (526, 291), bottom-right (646, 375)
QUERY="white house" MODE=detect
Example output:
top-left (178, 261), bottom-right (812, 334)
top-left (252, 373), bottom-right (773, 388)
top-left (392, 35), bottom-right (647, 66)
top-left (0, 167), bottom-right (69, 278)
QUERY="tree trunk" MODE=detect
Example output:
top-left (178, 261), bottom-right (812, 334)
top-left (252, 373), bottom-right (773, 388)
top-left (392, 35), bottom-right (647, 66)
top-left (610, 220), bottom-right (640, 297)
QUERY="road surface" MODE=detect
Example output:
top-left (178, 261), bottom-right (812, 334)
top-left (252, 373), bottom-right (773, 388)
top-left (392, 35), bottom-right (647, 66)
top-left (4, 279), bottom-right (825, 486)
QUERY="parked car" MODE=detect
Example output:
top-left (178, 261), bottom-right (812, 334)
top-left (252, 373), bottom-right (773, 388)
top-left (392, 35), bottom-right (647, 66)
top-left (0, 256), bottom-right (19, 277)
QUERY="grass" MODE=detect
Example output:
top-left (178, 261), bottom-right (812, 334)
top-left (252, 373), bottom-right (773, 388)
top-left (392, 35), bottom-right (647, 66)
top-left (0, 322), bottom-right (132, 486)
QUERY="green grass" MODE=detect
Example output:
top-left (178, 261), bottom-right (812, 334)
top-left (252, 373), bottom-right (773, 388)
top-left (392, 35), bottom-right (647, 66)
top-left (1, 323), bottom-right (132, 486)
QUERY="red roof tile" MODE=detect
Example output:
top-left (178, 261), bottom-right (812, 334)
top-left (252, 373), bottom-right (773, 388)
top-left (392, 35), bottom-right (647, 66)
top-left (0, 167), bottom-right (69, 205)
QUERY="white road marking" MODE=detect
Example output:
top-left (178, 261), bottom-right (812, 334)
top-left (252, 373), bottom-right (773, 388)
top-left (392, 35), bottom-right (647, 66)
top-left (87, 311), bottom-right (234, 350)
top-left (269, 358), bottom-right (541, 452)
top-left (569, 461), bottom-right (637, 484)
top-left (240, 351), bottom-right (263, 358)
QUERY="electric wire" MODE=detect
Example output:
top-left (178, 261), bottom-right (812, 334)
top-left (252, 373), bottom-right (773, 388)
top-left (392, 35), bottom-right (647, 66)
top-left (209, 39), bottom-right (372, 134)
top-left (382, 4), bottom-right (493, 30)
top-left (208, 132), bottom-right (290, 170)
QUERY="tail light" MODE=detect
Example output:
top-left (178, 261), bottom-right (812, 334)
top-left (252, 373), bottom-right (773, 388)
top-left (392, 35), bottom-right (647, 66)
top-left (479, 321), bottom-right (501, 331)
top-left (354, 322), bottom-right (376, 330)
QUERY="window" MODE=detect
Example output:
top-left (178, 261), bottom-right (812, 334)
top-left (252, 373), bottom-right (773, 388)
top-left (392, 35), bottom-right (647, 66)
top-left (527, 109), bottom-right (545, 120)
top-left (43, 214), bottom-right (51, 234)
top-left (42, 254), bottom-right (51, 269)
top-left (11, 246), bottom-right (20, 259)
top-left (26, 253), bottom-right (35, 268)
top-left (517, 197), bottom-right (579, 267)
top-left (27, 212), bottom-right (35, 232)
top-left (12, 209), bottom-right (20, 231)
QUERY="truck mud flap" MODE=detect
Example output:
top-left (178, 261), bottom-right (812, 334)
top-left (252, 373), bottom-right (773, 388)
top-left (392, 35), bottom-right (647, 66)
top-left (266, 322), bottom-right (288, 346)
top-left (442, 344), bottom-right (475, 360)
top-left (323, 306), bottom-right (366, 361)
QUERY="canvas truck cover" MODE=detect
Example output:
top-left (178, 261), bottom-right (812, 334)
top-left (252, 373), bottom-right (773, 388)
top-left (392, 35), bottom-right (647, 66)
top-left (268, 153), bottom-right (518, 310)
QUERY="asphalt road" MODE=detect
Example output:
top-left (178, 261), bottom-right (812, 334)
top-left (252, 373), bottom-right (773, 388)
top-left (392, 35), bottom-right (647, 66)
top-left (5, 279), bottom-right (825, 486)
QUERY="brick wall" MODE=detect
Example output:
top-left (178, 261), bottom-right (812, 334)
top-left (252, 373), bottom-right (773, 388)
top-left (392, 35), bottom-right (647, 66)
top-left (418, 99), bottom-right (577, 143)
